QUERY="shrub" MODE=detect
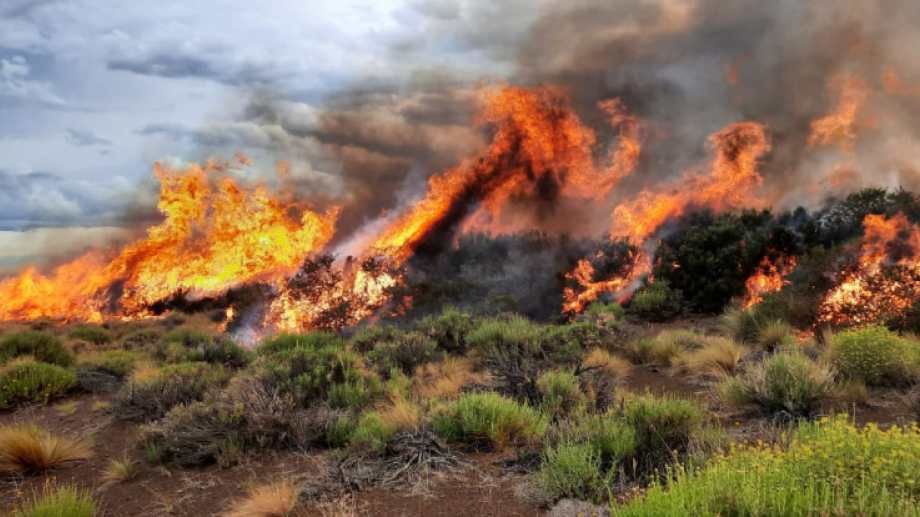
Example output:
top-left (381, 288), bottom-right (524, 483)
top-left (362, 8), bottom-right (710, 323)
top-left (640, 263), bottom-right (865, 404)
top-left (348, 325), bottom-right (401, 354)
top-left (468, 316), bottom-right (584, 402)
top-left (755, 320), bottom-right (796, 352)
top-left (579, 349), bottom-right (631, 412)
top-left (11, 485), bottom-right (95, 517)
top-left (537, 369), bottom-right (586, 419)
top-left (0, 424), bottom-right (91, 474)
top-left (564, 412), bottom-right (638, 467)
top-left (586, 302), bottom-right (625, 320)
top-left (0, 360), bottom-right (76, 408)
top-left (432, 392), bottom-right (547, 448)
top-left (112, 362), bottom-right (230, 422)
top-left (119, 328), bottom-right (162, 350)
top-left (367, 330), bottom-right (441, 378)
top-left (623, 395), bottom-right (704, 471)
top-left (225, 480), bottom-right (298, 517)
top-left (68, 325), bottom-right (112, 345)
top-left (626, 281), bottom-right (683, 322)
top-left (412, 357), bottom-right (485, 400)
top-left (721, 306), bottom-right (765, 343)
top-left (348, 411), bottom-right (395, 452)
top-left (537, 442), bottom-right (610, 503)
top-left (0, 331), bottom-right (74, 366)
top-left (621, 337), bottom-right (683, 366)
top-left (75, 349), bottom-right (141, 393)
top-left (154, 330), bottom-right (250, 367)
top-left (101, 456), bottom-right (139, 484)
top-left (415, 306), bottom-right (475, 354)
top-left (828, 325), bottom-right (920, 386)
top-left (614, 416), bottom-right (920, 516)
top-left (719, 351), bottom-right (834, 417)
top-left (259, 331), bottom-right (343, 356)
top-left (675, 337), bottom-right (746, 378)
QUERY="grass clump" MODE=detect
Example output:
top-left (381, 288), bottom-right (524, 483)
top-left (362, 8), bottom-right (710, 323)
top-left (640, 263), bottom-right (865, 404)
top-left (614, 416), bottom-right (920, 516)
top-left (828, 325), bottom-right (920, 386)
top-left (415, 306), bottom-right (475, 354)
top-left (537, 369), bottom-right (586, 419)
top-left (755, 320), bottom-right (796, 352)
top-left (101, 455), bottom-right (139, 484)
top-left (623, 395), bottom-right (705, 472)
top-left (154, 330), bottom-right (250, 368)
top-left (675, 337), bottom-right (746, 378)
top-left (537, 442), bottom-right (611, 503)
top-left (0, 424), bottom-right (91, 474)
top-left (621, 337), bottom-right (683, 366)
top-left (0, 359), bottom-right (76, 408)
top-left (67, 325), bottom-right (112, 345)
top-left (76, 350), bottom-right (142, 392)
top-left (225, 480), bottom-right (299, 517)
top-left (412, 357), bottom-right (485, 400)
top-left (0, 331), bottom-right (73, 366)
top-left (367, 330), bottom-right (442, 378)
top-left (112, 362), bottom-right (230, 422)
top-left (719, 351), bottom-right (834, 417)
top-left (432, 392), bottom-right (547, 448)
top-left (11, 485), bottom-right (95, 517)
top-left (626, 281), bottom-right (683, 322)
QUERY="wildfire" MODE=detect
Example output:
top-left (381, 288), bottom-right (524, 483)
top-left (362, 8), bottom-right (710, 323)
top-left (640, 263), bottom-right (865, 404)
top-left (0, 159), bottom-right (337, 322)
top-left (807, 73), bottom-right (869, 150)
top-left (818, 213), bottom-right (920, 326)
top-left (562, 250), bottom-right (650, 314)
top-left (742, 255), bottom-right (798, 308)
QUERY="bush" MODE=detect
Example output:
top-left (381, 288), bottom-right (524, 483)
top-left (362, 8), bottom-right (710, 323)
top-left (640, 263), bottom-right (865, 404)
top-left (347, 411), bottom-right (395, 452)
top-left (112, 362), bottom-right (230, 422)
top-left (626, 281), bottom-right (683, 322)
top-left (675, 337), bottom-right (746, 378)
top-left (537, 369), bottom-right (586, 419)
top-left (367, 330), bottom-right (441, 378)
top-left (614, 416), bottom-right (920, 516)
top-left (621, 336), bottom-right (684, 366)
top-left (68, 325), bottom-right (112, 345)
top-left (564, 412), bottom-right (638, 467)
top-left (537, 442), bottom-right (610, 503)
top-left (119, 328), bottom-right (162, 349)
top-left (586, 302), bottom-right (625, 320)
top-left (412, 357), bottom-right (485, 400)
top-left (755, 320), bottom-right (796, 352)
top-left (828, 326), bottom-right (920, 386)
top-left (721, 306), bottom-right (766, 343)
top-left (719, 351), bottom-right (834, 417)
top-left (623, 395), bottom-right (704, 471)
top-left (77, 350), bottom-right (139, 378)
top-left (468, 316), bottom-right (584, 402)
top-left (0, 424), bottom-right (91, 474)
top-left (11, 485), bottom-right (95, 517)
top-left (0, 331), bottom-right (73, 366)
top-left (260, 331), bottom-right (343, 356)
top-left (415, 306), bottom-right (475, 354)
top-left (432, 392), bottom-right (547, 448)
top-left (154, 330), bottom-right (250, 367)
top-left (225, 480), bottom-right (298, 517)
top-left (0, 360), bottom-right (76, 408)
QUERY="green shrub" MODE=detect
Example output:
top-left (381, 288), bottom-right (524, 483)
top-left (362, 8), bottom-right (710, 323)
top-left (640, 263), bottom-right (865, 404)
top-left (755, 320), bottom-right (796, 352)
top-left (0, 359), bottom-right (76, 408)
top-left (537, 369), bottom-right (586, 419)
top-left (721, 306), bottom-right (765, 343)
top-left (119, 328), bottom-right (162, 349)
top-left (624, 395), bottom-right (704, 471)
top-left (586, 302), bottom-right (625, 320)
top-left (627, 282), bottom-right (683, 322)
top-left (432, 392), bottom-right (547, 448)
top-left (614, 416), bottom-right (920, 516)
top-left (326, 380), bottom-right (376, 410)
top-left (77, 350), bottom-right (139, 378)
top-left (112, 362), bottom-right (230, 422)
top-left (12, 485), bottom-right (95, 517)
top-left (565, 412), bottom-right (638, 467)
top-left (537, 441), bottom-right (611, 503)
top-left (468, 316), bottom-right (584, 402)
top-left (259, 331), bottom-right (343, 356)
top-left (367, 330), bottom-right (441, 378)
top-left (829, 326), bottom-right (920, 386)
top-left (347, 411), bottom-right (395, 452)
top-left (621, 336), bottom-right (683, 366)
top-left (153, 330), bottom-right (250, 367)
top-left (415, 306), bottom-right (475, 354)
top-left (68, 325), bottom-right (112, 345)
top-left (0, 331), bottom-right (74, 366)
top-left (719, 351), bottom-right (834, 417)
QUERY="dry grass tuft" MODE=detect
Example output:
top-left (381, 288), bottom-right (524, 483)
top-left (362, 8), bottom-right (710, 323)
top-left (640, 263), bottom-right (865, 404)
top-left (224, 479), bottom-right (299, 517)
top-left (101, 455), bottom-right (139, 484)
top-left (582, 348), bottom-right (631, 378)
top-left (412, 357), bottom-right (485, 400)
top-left (0, 424), bottom-right (92, 474)
top-left (676, 337), bottom-right (747, 378)
top-left (377, 395), bottom-right (422, 433)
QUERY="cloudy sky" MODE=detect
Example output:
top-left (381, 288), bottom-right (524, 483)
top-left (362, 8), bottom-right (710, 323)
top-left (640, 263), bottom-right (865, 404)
top-left (0, 0), bottom-right (546, 266)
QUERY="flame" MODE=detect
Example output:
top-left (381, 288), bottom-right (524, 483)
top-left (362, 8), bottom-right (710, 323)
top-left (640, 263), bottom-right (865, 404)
top-left (562, 250), bottom-right (650, 314)
top-left (742, 255), bottom-right (798, 308)
top-left (0, 159), bottom-right (337, 322)
top-left (882, 66), bottom-right (920, 97)
top-left (818, 213), bottom-right (920, 326)
top-left (807, 73), bottom-right (869, 150)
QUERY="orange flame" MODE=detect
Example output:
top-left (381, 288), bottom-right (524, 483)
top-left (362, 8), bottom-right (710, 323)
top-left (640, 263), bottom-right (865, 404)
top-left (807, 73), bottom-right (869, 150)
top-left (742, 255), bottom-right (798, 308)
top-left (0, 159), bottom-right (337, 322)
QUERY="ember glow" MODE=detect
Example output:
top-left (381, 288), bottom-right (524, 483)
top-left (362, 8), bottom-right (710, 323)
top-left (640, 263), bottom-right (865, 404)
top-left (818, 214), bottom-right (920, 326)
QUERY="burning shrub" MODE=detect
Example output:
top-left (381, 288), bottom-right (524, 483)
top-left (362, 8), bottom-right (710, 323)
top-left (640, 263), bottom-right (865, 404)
top-left (75, 350), bottom-right (141, 393)
top-left (415, 306), bottom-right (475, 354)
top-left (623, 395), bottom-right (705, 472)
top-left (112, 362), bottom-right (230, 422)
top-left (432, 392), bottom-right (547, 449)
top-left (67, 325), bottom-right (112, 345)
top-left (0, 359), bottom-right (76, 408)
top-left (828, 326), bottom-right (920, 386)
top-left (367, 330), bottom-right (442, 378)
top-left (537, 369), bottom-right (586, 420)
top-left (0, 331), bottom-right (74, 367)
top-left (468, 316), bottom-right (584, 402)
top-left (626, 281), bottom-right (683, 322)
top-left (719, 351), bottom-right (834, 417)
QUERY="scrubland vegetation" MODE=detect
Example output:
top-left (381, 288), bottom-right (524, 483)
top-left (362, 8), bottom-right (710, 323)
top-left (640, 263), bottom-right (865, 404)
top-left (2, 189), bottom-right (920, 515)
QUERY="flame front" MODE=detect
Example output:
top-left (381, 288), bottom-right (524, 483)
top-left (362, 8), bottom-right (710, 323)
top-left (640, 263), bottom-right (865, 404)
top-left (742, 255), bottom-right (798, 308)
top-left (0, 159), bottom-right (337, 322)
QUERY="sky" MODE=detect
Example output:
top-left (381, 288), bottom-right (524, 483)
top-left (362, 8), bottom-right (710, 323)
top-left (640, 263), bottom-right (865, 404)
top-left (0, 0), bottom-right (540, 266)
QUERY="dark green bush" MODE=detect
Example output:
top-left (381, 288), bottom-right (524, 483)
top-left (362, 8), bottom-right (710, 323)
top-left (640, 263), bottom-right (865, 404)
top-left (537, 369), bottom-right (586, 420)
top-left (432, 392), bottom-right (547, 448)
top-left (719, 351), bottom-right (834, 417)
top-left (623, 395), bottom-right (705, 472)
top-left (119, 328), bottom-right (163, 349)
top-left (152, 331), bottom-right (250, 368)
top-left (415, 306), bottom-right (475, 354)
top-left (0, 359), bottom-right (76, 408)
top-left (67, 325), bottom-right (112, 345)
top-left (537, 441), bottom-right (611, 503)
top-left (367, 330), bottom-right (441, 378)
top-left (112, 362), bottom-right (230, 422)
top-left (0, 331), bottom-right (74, 366)
top-left (626, 281), bottom-right (684, 322)
top-left (75, 350), bottom-right (141, 393)
top-left (348, 325), bottom-right (401, 354)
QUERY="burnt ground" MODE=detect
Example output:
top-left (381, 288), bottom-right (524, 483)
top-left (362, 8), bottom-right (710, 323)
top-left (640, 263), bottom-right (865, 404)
top-left (0, 362), bottom-right (914, 516)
